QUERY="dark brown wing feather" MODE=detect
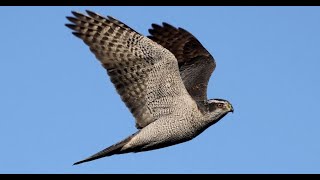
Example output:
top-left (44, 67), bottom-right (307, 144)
top-left (148, 23), bottom-right (216, 103)
top-left (66, 11), bottom-right (195, 129)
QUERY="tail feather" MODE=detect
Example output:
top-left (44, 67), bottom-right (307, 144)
top-left (73, 133), bottom-right (137, 165)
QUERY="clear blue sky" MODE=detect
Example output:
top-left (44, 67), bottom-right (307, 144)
top-left (1, 6), bottom-right (320, 174)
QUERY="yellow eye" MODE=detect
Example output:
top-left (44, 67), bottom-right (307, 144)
top-left (217, 103), bottom-right (223, 108)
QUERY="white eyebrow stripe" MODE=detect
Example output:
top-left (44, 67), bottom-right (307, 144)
top-left (208, 99), bottom-right (225, 104)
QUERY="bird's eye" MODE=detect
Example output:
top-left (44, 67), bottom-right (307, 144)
top-left (217, 103), bottom-right (223, 108)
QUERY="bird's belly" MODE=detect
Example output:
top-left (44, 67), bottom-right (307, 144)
top-left (122, 117), bottom-right (198, 152)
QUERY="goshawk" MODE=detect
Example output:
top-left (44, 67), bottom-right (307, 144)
top-left (66, 10), bottom-right (234, 165)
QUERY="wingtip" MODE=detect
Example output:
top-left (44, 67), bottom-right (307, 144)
top-left (162, 22), bottom-right (176, 29)
top-left (86, 10), bottom-right (98, 17)
top-left (178, 27), bottom-right (188, 33)
top-left (65, 24), bottom-right (76, 30)
top-left (151, 23), bottom-right (161, 29)
top-left (148, 28), bottom-right (155, 35)
top-left (66, 16), bottom-right (78, 24)
top-left (71, 32), bottom-right (83, 39)
top-left (71, 11), bottom-right (85, 18)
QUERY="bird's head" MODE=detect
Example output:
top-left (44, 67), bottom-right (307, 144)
top-left (206, 98), bottom-right (233, 116)
top-left (196, 98), bottom-right (234, 133)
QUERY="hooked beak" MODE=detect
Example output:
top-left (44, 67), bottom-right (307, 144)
top-left (227, 103), bottom-right (234, 113)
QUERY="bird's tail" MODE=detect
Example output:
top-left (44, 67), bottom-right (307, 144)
top-left (73, 132), bottom-right (137, 165)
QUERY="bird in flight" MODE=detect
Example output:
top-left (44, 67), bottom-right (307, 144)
top-left (66, 10), bottom-right (234, 165)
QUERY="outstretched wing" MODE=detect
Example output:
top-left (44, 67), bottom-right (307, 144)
top-left (66, 11), bottom-right (197, 129)
top-left (148, 23), bottom-right (216, 103)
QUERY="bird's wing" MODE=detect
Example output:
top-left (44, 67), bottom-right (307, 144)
top-left (148, 23), bottom-right (216, 103)
top-left (66, 11), bottom-right (198, 129)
